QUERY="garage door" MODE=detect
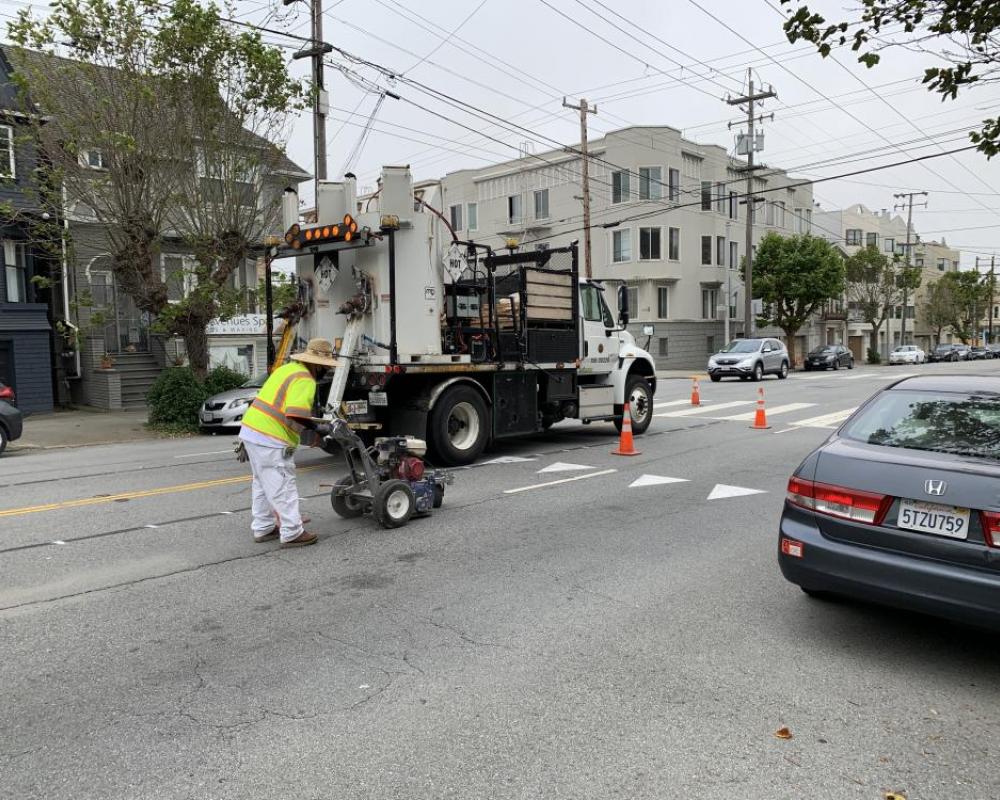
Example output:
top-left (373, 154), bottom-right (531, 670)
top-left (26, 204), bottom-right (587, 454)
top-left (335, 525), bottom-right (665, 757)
top-left (0, 340), bottom-right (13, 389)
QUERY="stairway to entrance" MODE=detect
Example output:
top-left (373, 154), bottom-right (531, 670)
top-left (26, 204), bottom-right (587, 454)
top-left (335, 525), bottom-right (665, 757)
top-left (114, 352), bottom-right (161, 410)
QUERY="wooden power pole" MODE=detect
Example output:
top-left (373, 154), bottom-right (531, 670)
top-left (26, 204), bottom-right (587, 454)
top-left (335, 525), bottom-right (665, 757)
top-left (893, 191), bottom-right (928, 346)
top-left (728, 71), bottom-right (775, 337)
top-left (563, 97), bottom-right (597, 278)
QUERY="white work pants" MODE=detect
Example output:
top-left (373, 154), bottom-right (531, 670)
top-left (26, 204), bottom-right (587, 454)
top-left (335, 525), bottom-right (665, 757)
top-left (245, 441), bottom-right (304, 543)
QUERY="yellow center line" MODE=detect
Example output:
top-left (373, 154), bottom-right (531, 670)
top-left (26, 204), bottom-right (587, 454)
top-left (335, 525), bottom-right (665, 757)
top-left (0, 465), bottom-right (325, 518)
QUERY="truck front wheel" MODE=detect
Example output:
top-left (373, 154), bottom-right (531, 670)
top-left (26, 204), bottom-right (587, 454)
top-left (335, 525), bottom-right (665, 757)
top-left (428, 384), bottom-right (489, 466)
top-left (615, 375), bottom-right (653, 435)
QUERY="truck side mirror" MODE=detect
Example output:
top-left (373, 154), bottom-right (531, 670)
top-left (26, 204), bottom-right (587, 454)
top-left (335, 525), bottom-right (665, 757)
top-left (617, 285), bottom-right (630, 327)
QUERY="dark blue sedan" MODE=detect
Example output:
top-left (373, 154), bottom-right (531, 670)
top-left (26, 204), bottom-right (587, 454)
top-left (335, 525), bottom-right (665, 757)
top-left (779, 375), bottom-right (1000, 630)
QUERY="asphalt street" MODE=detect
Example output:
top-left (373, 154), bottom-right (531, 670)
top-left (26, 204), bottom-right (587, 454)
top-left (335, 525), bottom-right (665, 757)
top-left (2, 361), bottom-right (998, 799)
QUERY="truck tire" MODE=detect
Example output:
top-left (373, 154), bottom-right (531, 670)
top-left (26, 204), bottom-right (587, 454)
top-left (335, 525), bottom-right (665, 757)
top-left (615, 375), bottom-right (653, 435)
top-left (428, 384), bottom-right (488, 466)
top-left (373, 479), bottom-right (415, 529)
top-left (331, 475), bottom-right (365, 519)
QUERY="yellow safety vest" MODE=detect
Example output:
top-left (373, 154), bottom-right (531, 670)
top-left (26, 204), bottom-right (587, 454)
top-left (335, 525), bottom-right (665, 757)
top-left (240, 362), bottom-right (316, 447)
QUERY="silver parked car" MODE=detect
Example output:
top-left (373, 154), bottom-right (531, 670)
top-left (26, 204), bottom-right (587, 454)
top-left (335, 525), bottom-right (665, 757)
top-left (199, 374), bottom-right (266, 431)
top-left (707, 337), bottom-right (790, 382)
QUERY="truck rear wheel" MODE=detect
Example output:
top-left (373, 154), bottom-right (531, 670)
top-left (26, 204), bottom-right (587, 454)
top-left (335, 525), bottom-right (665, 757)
top-left (615, 375), bottom-right (653, 435)
top-left (428, 384), bottom-right (488, 466)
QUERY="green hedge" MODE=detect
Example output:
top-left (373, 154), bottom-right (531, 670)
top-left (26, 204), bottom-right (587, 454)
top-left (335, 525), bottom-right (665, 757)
top-left (147, 366), bottom-right (248, 429)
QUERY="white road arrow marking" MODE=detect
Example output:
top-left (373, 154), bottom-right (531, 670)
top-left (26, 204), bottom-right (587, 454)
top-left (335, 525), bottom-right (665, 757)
top-left (707, 484), bottom-right (767, 500)
top-left (628, 474), bottom-right (690, 488)
top-left (482, 456), bottom-right (538, 464)
top-left (537, 461), bottom-right (595, 473)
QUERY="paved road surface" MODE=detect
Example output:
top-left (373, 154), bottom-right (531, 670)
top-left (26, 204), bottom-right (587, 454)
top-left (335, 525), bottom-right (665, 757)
top-left (2, 362), bottom-right (998, 799)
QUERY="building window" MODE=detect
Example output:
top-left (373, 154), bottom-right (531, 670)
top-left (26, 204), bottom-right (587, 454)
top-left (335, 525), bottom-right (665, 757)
top-left (668, 168), bottom-right (680, 202)
top-left (612, 170), bottom-right (630, 204)
top-left (775, 201), bottom-right (785, 228)
top-left (716, 236), bottom-right (726, 266)
top-left (657, 286), bottom-right (669, 319)
top-left (0, 126), bottom-right (13, 179)
top-left (507, 194), bottom-right (522, 224)
top-left (612, 229), bottom-right (631, 263)
top-left (638, 166), bottom-right (662, 201)
top-left (915, 256), bottom-right (924, 267)
top-left (702, 288), bottom-right (718, 319)
top-left (3, 240), bottom-right (26, 302)
top-left (701, 235), bottom-right (712, 265)
top-left (449, 204), bottom-right (463, 231)
top-left (846, 229), bottom-right (862, 246)
top-left (639, 227), bottom-right (662, 260)
top-left (729, 191), bottom-right (738, 220)
top-left (81, 148), bottom-right (106, 170)
top-left (701, 181), bottom-right (712, 211)
top-left (715, 182), bottom-right (726, 213)
top-left (729, 241), bottom-right (738, 269)
top-left (937, 258), bottom-right (947, 271)
top-left (668, 227), bottom-right (680, 260)
top-left (533, 189), bottom-right (549, 220)
top-left (884, 237), bottom-right (895, 253)
top-left (765, 201), bottom-right (775, 226)
top-left (706, 335), bottom-right (716, 354)
top-left (866, 231), bottom-right (879, 249)
top-left (161, 253), bottom-right (195, 302)
top-left (658, 337), bottom-right (669, 357)
top-left (467, 202), bottom-right (478, 232)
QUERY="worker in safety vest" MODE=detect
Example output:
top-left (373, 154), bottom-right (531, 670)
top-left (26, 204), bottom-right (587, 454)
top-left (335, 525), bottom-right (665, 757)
top-left (237, 338), bottom-right (338, 548)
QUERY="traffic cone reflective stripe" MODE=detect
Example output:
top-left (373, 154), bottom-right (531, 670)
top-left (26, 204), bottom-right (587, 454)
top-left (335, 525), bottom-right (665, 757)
top-left (690, 376), bottom-right (701, 406)
top-left (612, 402), bottom-right (641, 456)
top-left (751, 387), bottom-right (770, 430)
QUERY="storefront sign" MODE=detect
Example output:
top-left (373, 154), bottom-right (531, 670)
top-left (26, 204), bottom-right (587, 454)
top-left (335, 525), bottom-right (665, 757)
top-left (206, 314), bottom-right (267, 336)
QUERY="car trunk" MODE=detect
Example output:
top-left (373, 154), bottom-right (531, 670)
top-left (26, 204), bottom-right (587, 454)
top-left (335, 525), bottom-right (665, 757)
top-left (814, 438), bottom-right (1000, 572)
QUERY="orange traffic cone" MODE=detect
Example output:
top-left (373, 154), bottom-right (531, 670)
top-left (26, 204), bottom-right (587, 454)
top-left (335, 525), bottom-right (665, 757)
top-left (612, 402), bottom-right (641, 456)
top-left (690, 376), bottom-right (701, 406)
top-left (750, 386), bottom-right (770, 430)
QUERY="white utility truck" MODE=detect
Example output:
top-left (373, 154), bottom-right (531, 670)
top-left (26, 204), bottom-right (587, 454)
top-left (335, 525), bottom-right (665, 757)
top-left (277, 166), bottom-right (657, 466)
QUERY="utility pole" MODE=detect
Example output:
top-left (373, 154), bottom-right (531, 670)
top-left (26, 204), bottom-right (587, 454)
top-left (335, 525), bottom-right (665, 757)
top-left (893, 191), bottom-right (927, 347)
top-left (990, 255), bottom-right (995, 344)
top-left (563, 97), bottom-right (597, 278)
top-left (728, 70), bottom-right (776, 338)
top-left (288, 0), bottom-right (334, 188)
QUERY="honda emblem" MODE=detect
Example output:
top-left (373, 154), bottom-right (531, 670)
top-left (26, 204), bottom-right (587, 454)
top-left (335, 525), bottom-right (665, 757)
top-left (924, 479), bottom-right (947, 497)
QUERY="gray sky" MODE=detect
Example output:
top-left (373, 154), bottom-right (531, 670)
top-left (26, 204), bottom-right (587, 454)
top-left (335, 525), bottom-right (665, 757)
top-left (7, 0), bottom-right (999, 269)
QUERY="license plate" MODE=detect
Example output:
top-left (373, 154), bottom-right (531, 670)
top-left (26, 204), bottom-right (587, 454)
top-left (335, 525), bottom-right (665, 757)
top-left (898, 499), bottom-right (970, 539)
top-left (368, 391), bottom-right (388, 407)
top-left (343, 400), bottom-right (368, 416)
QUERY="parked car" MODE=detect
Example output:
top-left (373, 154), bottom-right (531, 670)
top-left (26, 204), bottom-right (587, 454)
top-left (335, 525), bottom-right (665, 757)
top-left (968, 346), bottom-right (994, 360)
top-left (954, 344), bottom-right (972, 360)
top-left (0, 397), bottom-right (23, 455)
top-left (199, 374), bottom-right (266, 432)
top-left (778, 374), bottom-right (1000, 630)
top-left (803, 344), bottom-right (854, 371)
top-left (707, 338), bottom-right (790, 382)
top-left (0, 380), bottom-right (14, 405)
top-left (888, 345), bottom-right (926, 365)
top-left (928, 343), bottom-right (962, 362)
top-left (988, 343), bottom-right (1000, 357)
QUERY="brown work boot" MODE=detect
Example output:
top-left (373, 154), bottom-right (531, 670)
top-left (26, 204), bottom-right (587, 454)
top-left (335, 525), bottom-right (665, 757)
top-left (280, 531), bottom-right (318, 548)
top-left (253, 527), bottom-right (279, 543)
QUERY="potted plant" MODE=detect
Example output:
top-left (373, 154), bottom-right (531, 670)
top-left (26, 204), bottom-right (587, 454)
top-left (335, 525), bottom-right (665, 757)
top-left (100, 352), bottom-right (115, 369)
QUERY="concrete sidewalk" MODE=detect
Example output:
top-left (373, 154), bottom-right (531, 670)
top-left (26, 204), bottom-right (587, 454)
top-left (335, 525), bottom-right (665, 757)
top-left (10, 407), bottom-right (162, 451)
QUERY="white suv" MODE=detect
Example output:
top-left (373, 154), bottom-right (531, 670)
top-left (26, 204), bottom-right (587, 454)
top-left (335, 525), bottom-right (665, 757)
top-left (707, 338), bottom-right (790, 382)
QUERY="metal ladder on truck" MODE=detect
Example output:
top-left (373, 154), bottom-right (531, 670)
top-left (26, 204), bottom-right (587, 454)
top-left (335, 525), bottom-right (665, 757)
top-left (323, 313), bottom-right (365, 417)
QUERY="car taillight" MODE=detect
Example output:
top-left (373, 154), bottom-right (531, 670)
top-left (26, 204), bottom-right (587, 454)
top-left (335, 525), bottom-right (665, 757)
top-left (786, 477), bottom-right (890, 525)
top-left (981, 512), bottom-right (1000, 548)
top-left (0, 386), bottom-right (13, 402)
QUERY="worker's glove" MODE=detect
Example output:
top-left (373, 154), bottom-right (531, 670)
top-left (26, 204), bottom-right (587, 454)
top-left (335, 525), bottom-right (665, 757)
top-left (234, 440), bottom-right (249, 464)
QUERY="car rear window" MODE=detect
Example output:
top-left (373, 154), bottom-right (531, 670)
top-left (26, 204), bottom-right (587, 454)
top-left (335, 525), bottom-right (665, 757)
top-left (842, 390), bottom-right (1000, 461)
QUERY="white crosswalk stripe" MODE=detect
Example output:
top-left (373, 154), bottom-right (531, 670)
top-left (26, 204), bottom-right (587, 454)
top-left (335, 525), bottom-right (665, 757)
top-left (788, 407), bottom-right (857, 429)
top-left (712, 402), bottom-right (816, 421)
top-left (655, 400), bottom-right (755, 418)
top-left (653, 399), bottom-right (691, 409)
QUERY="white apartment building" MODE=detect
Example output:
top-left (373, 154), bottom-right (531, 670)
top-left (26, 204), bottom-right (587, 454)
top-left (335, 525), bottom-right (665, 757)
top-left (812, 204), bottom-right (964, 355)
top-left (437, 126), bottom-right (815, 368)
